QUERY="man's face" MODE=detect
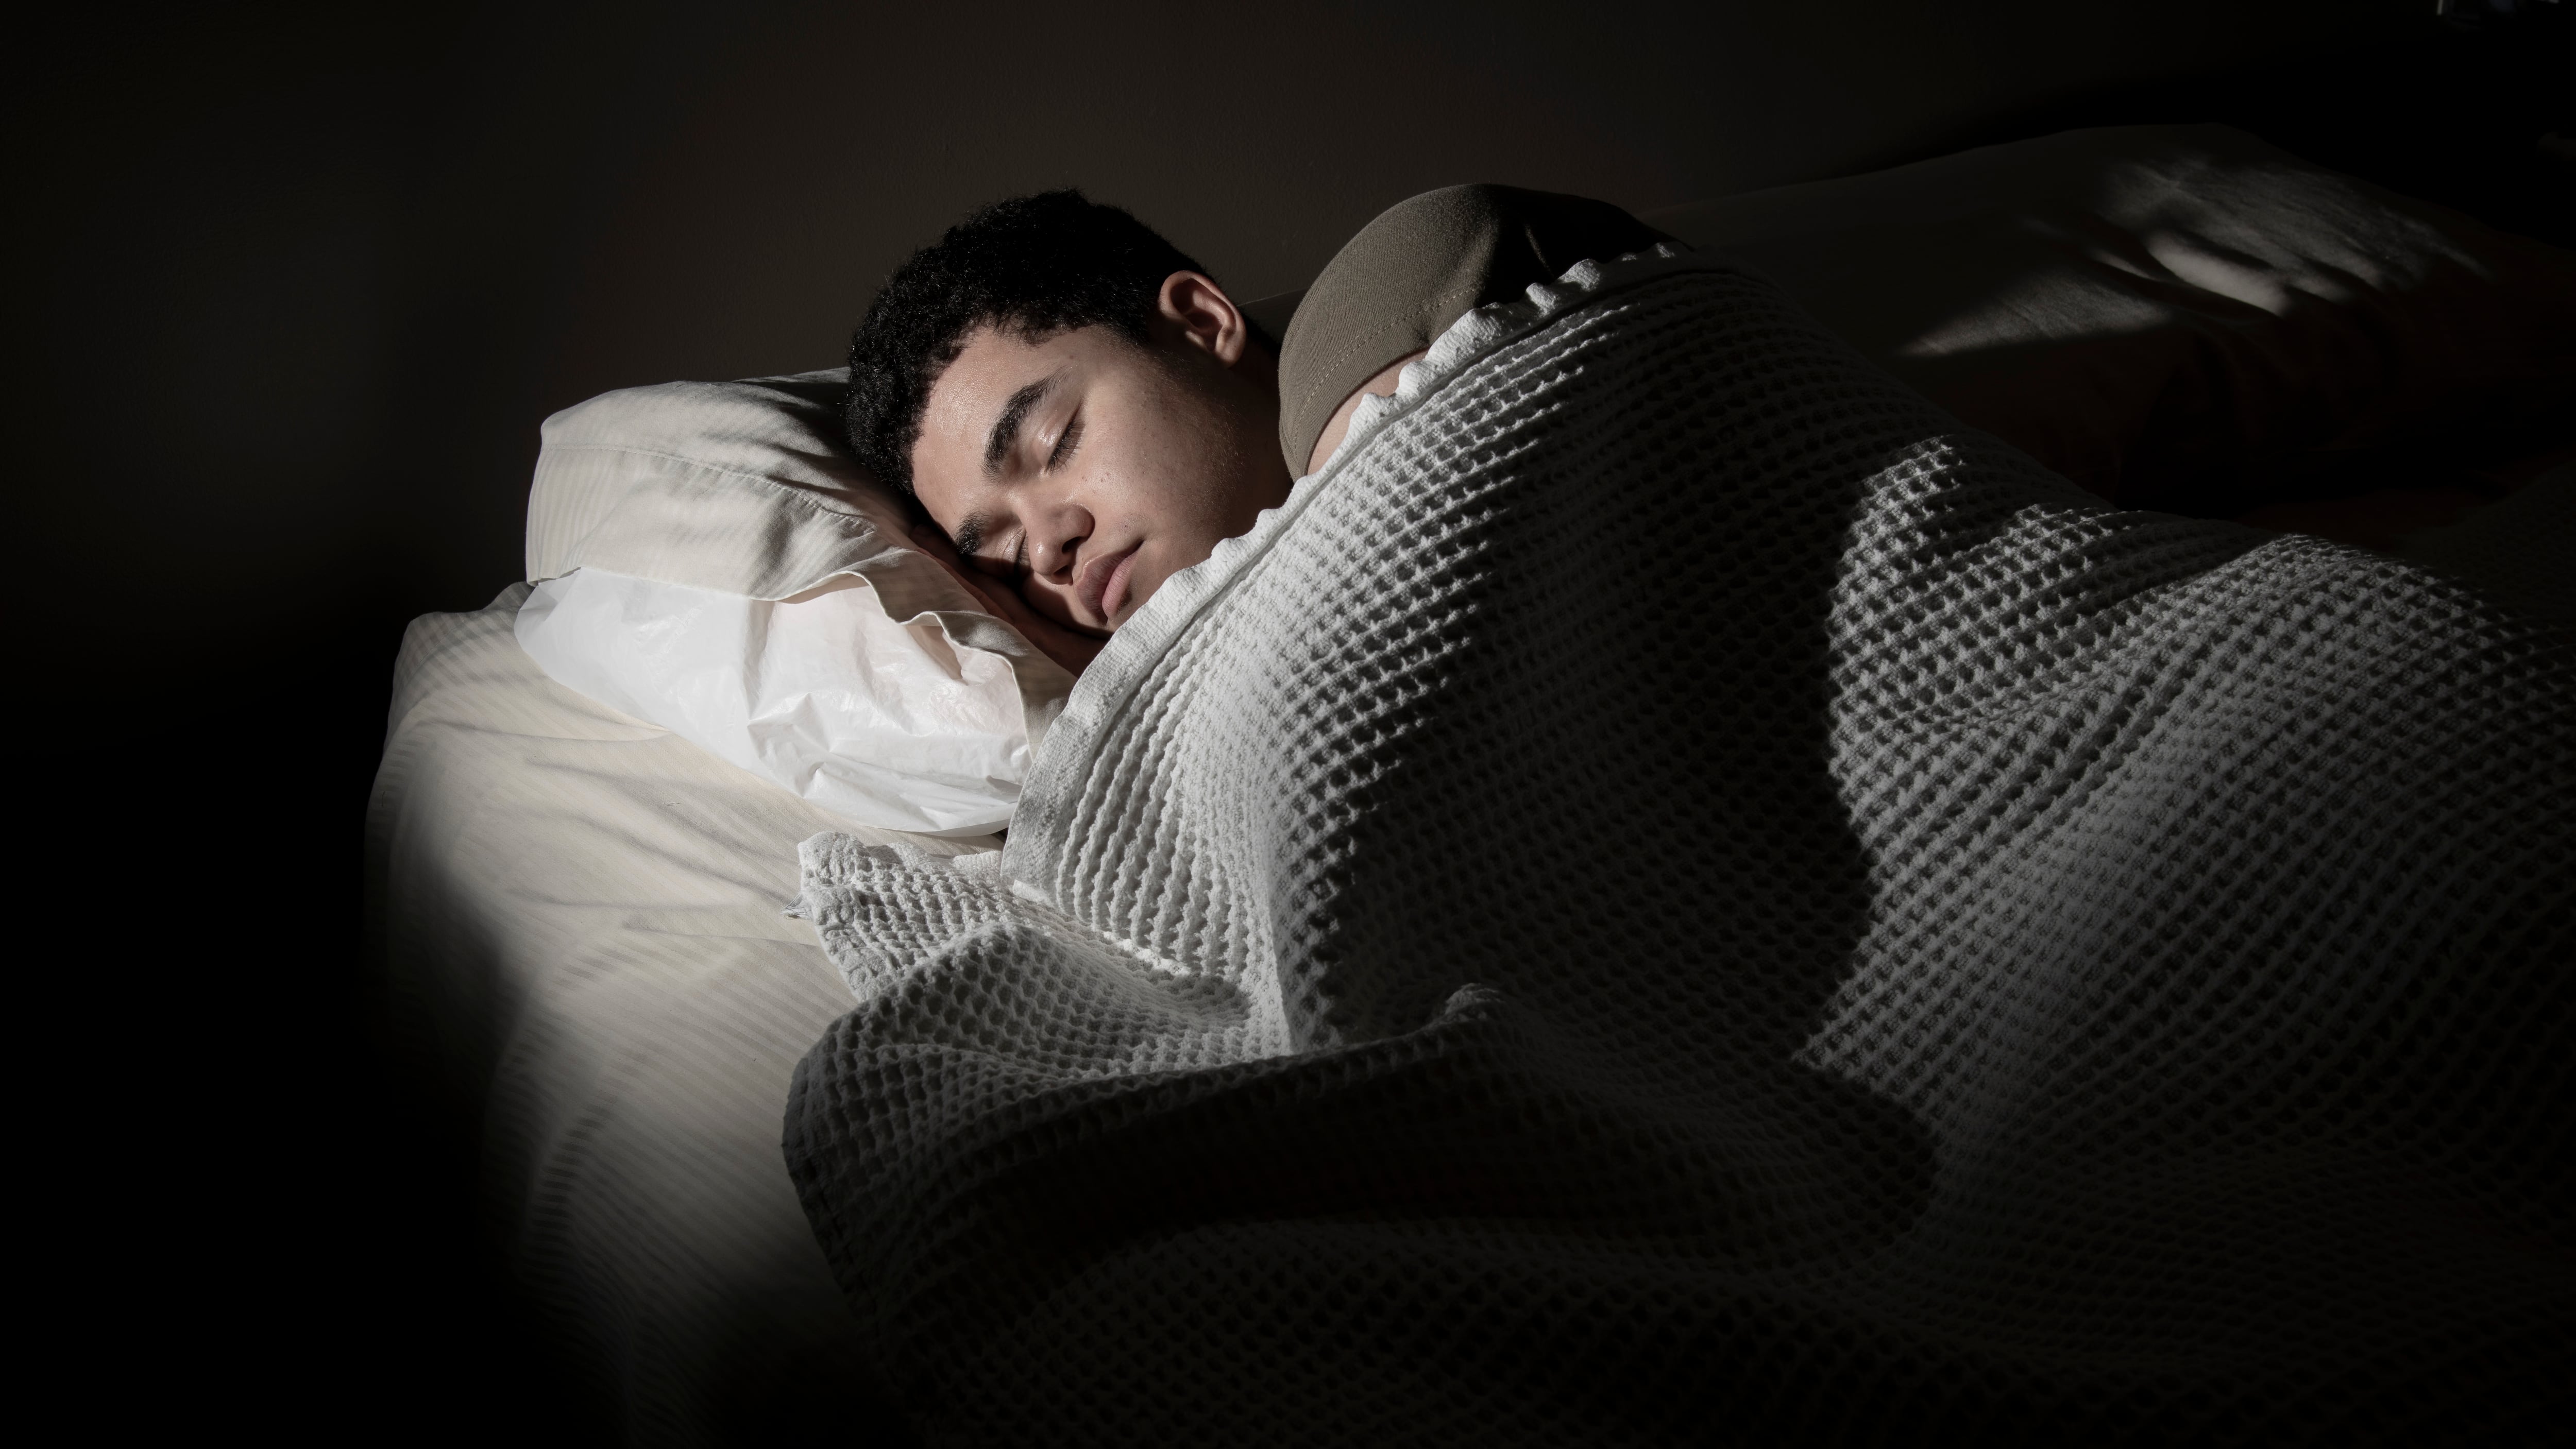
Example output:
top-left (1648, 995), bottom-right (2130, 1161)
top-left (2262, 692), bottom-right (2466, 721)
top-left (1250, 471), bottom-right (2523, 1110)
top-left (908, 276), bottom-right (1289, 635)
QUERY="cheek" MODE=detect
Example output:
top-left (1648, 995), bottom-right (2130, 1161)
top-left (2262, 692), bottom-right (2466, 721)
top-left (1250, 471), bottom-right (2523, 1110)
top-left (1084, 411), bottom-right (1199, 522)
top-left (1084, 372), bottom-right (1257, 540)
top-left (1148, 396), bottom-right (1252, 518)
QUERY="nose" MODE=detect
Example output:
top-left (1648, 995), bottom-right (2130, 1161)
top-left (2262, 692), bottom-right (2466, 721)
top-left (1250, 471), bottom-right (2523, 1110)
top-left (1025, 498), bottom-right (1093, 581)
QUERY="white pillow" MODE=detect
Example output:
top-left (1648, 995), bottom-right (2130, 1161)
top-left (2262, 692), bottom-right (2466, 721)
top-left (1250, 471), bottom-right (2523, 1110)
top-left (519, 369), bottom-right (1074, 834)
top-left (516, 568), bottom-right (1028, 836)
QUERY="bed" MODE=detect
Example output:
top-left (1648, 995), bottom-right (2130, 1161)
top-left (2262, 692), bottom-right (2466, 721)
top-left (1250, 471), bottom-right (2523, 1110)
top-left (368, 587), bottom-right (937, 1439)
top-left (365, 124), bottom-right (2573, 1445)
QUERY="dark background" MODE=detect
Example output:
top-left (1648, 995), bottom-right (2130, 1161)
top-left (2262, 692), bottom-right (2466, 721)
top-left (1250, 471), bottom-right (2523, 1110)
top-left (12, 1), bottom-right (2565, 1438)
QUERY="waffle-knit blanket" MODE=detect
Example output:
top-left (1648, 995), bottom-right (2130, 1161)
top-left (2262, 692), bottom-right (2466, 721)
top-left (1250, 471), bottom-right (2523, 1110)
top-left (785, 250), bottom-right (2573, 1445)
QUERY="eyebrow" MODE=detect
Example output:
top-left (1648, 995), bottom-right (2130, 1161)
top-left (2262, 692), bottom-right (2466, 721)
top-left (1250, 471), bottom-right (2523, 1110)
top-left (953, 510), bottom-right (991, 562)
top-left (982, 375), bottom-right (1056, 478)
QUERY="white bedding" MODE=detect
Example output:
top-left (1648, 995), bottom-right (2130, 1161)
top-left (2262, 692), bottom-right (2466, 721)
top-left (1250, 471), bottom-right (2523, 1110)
top-left (365, 585), bottom-right (958, 1443)
top-left (367, 457), bottom-right (2568, 1449)
top-left (515, 568), bottom-right (1030, 835)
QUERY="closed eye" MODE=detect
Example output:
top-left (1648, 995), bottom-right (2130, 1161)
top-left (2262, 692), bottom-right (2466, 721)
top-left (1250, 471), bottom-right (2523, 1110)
top-left (1046, 414), bottom-right (1084, 471)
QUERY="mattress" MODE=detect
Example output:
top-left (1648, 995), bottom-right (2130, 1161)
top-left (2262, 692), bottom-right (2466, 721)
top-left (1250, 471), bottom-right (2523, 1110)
top-left (364, 583), bottom-right (963, 1443)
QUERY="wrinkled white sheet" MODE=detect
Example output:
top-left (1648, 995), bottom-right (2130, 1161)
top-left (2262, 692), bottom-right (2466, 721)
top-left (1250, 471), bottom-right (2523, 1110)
top-left (517, 567), bottom-right (1027, 836)
top-left (369, 586), bottom-right (961, 1444)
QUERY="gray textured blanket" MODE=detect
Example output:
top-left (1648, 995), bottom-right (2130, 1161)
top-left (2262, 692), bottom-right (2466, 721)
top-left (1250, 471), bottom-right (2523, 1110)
top-left (786, 251), bottom-right (2572, 1445)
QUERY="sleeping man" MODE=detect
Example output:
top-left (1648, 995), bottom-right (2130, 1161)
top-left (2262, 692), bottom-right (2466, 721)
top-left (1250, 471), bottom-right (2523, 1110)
top-left (808, 163), bottom-right (2576, 1440)
top-left (842, 186), bottom-right (1672, 674)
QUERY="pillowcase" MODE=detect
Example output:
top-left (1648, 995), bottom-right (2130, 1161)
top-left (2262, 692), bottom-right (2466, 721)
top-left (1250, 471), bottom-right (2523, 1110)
top-left (515, 567), bottom-right (1029, 835)
top-left (520, 369), bottom-right (1074, 832)
top-left (1643, 123), bottom-right (2576, 510)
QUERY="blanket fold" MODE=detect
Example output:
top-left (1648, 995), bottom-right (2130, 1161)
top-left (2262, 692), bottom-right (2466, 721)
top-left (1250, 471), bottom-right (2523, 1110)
top-left (787, 251), bottom-right (2572, 1445)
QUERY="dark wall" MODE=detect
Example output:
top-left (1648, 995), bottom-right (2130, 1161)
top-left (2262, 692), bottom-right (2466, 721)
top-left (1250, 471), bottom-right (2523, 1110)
top-left (31, 0), bottom-right (2555, 1434)
top-left (23, 2), bottom-right (2412, 666)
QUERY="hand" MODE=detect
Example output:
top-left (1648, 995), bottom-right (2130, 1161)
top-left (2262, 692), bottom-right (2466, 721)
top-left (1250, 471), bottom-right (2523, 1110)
top-left (907, 524), bottom-right (1107, 676)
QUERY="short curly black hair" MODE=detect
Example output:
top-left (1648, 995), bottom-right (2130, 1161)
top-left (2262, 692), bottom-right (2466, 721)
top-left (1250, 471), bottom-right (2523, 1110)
top-left (844, 190), bottom-right (1258, 498)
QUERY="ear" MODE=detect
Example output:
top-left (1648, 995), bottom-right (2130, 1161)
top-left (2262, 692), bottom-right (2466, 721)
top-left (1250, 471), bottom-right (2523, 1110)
top-left (1156, 271), bottom-right (1251, 366)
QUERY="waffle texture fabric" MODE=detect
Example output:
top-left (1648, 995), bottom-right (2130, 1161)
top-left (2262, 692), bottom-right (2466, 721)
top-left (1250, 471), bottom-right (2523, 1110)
top-left (785, 249), bottom-right (2574, 1446)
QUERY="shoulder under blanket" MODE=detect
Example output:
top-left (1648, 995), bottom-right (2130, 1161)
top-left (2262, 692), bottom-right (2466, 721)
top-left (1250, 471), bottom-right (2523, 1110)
top-left (785, 250), bottom-right (2573, 1445)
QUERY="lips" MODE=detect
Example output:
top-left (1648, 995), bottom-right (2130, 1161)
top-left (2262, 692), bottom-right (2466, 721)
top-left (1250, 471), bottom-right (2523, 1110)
top-left (1076, 542), bottom-right (1141, 625)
